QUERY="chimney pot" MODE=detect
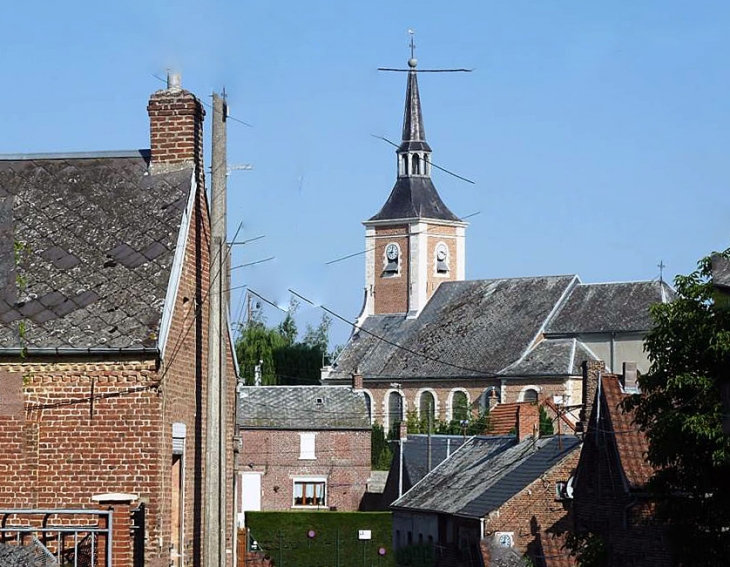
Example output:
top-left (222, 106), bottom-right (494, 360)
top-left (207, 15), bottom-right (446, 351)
top-left (167, 71), bottom-right (182, 91)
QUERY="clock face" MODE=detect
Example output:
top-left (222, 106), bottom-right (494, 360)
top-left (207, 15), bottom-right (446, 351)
top-left (386, 244), bottom-right (399, 261)
top-left (436, 245), bottom-right (447, 261)
top-left (498, 534), bottom-right (512, 548)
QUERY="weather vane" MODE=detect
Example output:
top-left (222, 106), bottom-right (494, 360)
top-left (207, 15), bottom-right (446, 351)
top-left (378, 30), bottom-right (473, 74)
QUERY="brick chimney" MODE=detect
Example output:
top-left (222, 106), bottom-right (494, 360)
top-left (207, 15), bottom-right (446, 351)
top-left (147, 72), bottom-right (205, 173)
top-left (578, 360), bottom-right (605, 433)
top-left (516, 403), bottom-right (539, 442)
top-left (351, 373), bottom-right (363, 391)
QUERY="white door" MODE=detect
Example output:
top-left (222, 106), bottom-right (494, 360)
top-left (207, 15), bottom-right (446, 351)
top-left (240, 473), bottom-right (262, 512)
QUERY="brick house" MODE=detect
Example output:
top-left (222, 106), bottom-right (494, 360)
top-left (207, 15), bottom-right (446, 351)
top-left (321, 52), bottom-right (672, 433)
top-left (0, 74), bottom-right (237, 567)
top-left (571, 362), bottom-right (672, 566)
top-left (237, 384), bottom-right (371, 517)
top-left (391, 434), bottom-right (580, 566)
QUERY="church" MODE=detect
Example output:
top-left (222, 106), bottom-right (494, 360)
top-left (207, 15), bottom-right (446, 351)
top-left (321, 53), bottom-right (672, 432)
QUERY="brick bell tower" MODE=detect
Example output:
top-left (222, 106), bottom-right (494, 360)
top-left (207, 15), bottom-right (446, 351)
top-left (362, 54), bottom-right (467, 318)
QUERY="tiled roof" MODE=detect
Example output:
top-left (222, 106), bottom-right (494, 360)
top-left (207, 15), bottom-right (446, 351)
top-left (329, 276), bottom-right (578, 380)
top-left (498, 338), bottom-right (598, 377)
top-left (711, 255), bottom-right (730, 290)
top-left (401, 434), bottom-right (501, 488)
top-left (392, 435), bottom-right (580, 518)
top-left (0, 153), bottom-right (192, 350)
top-left (601, 374), bottom-right (653, 489)
top-left (237, 386), bottom-right (371, 430)
top-left (368, 176), bottom-right (460, 222)
top-left (545, 281), bottom-right (673, 335)
top-left (487, 404), bottom-right (521, 436)
top-left (539, 533), bottom-right (577, 567)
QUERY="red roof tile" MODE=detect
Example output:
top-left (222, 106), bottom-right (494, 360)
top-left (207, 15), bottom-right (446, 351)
top-left (488, 403), bottom-right (520, 435)
top-left (601, 374), bottom-right (654, 488)
top-left (540, 532), bottom-right (577, 567)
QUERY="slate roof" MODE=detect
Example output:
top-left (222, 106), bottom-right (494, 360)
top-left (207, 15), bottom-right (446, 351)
top-left (401, 434), bottom-right (506, 488)
top-left (600, 374), bottom-right (653, 489)
top-left (392, 435), bottom-right (580, 518)
top-left (329, 276), bottom-right (578, 380)
top-left (237, 386), bottom-right (371, 430)
top-left (0, 152), bottom-right (192, 350)
top-left (711, 254), bottom-right (730, 290)
top-left (498, 338), bottom-right (598, 377)
top-left (399, 70), bottom-right (431, 153)
top-left (368, 176), bottom-right (461, 223)
top-left (545, 281), bottom-right (673, 335)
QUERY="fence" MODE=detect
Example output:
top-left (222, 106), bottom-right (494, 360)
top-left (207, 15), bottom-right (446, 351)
top-left (0, 509), bottom-right (113, 567)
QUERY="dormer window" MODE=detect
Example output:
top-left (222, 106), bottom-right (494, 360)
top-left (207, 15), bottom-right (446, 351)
top-left (435, 243), bottom-right (449, 274)
top-left (384, 243), bottom-right (400, 275)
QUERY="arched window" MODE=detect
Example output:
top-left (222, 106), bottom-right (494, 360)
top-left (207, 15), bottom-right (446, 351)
top-left (412, 153), bottom-right (420, 175)
top-left (363, 393), bottom-right (372, 423)
top-left (451, 391), bottom-right (469, 422)
top-left (424, 154), bottom-right (430, 175)
top-left (388, 391), bottom-right (404, 429)
top-left (401, 154), bottom-right (408, 176)
top-left (419, 391), bottom-right (435, 423)
top-left (523, 388), bottom-right (539, 404)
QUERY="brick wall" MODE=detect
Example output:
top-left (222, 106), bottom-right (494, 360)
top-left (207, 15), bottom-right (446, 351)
top-left (147, 84), bottom-right (206, 168)
top-left (0, 359), bottom-right (162, 543)
top-left (425, 225), bottom-right (458, 300)
top-left (373, 226), bottom-right (409, 314)
top-left (240, 429), bottom-right (371, 512)
top-left (482, 444), bottom-right (580, 564)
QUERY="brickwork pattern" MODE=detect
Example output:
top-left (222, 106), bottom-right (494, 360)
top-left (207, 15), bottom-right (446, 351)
top-left (425, 225), bottom-right (458, 299)
top-left (241, 429), bottom-right (371, 512)
top-left (148, 89), bottom-right (206, 167)
top-left (373, 226), bottom-right (410, 314)
top-left (482, 446), bottom-right (580, 565)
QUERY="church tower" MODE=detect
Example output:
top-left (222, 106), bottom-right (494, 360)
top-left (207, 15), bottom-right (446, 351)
top-left (363, 55), bottom-right (467, 318)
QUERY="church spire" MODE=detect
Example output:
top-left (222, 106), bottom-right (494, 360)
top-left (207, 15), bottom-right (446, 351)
top-left (399, 58), bottom-right (431, 153)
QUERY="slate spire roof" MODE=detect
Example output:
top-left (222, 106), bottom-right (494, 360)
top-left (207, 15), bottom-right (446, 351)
top-left (399, 67), bottom-right (430, 153)
top-left (369, 57), bottom-right (461, 224)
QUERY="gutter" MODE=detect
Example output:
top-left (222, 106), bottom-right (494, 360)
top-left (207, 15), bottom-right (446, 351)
top-left (0, 346), bottom-right (159, 357)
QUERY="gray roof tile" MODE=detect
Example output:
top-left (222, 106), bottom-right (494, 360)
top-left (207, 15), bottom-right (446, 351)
top-left (238, 386), bottom-right (371, 430)
top-left (545, 281), bottom-right (673, 335)
top-left (392, 435), bottom-right (580, 518)
top-left (330, 276), bottom-right (578, 380)
top-left (0, 154), bottom-right (192, 350)
top-left (498, 338), bottom-right (598, 377)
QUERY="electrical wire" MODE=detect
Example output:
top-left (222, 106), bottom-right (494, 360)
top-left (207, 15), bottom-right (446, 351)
top-left (281, 288), bottom-right (495, 378)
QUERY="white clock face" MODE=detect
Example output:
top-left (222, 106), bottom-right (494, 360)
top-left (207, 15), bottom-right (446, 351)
top-left (386, 244), bottom-right (399, 261)
top-left (498, 534), bottom-right (512, 548)
top-left (436, 246), bottom-right (447, 261)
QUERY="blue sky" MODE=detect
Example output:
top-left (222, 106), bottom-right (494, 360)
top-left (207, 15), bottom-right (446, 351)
top-left (2, 1), bottom-right (729, 348)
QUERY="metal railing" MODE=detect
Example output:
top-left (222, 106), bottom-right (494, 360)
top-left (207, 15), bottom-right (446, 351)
top-left (0, 509), bottom-right (113, 567)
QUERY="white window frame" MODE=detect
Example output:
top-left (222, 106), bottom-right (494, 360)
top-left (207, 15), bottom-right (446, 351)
top-left (299, 432), bottom-right (316, 460)
top-left (292, 476), bottom-right (327, 508)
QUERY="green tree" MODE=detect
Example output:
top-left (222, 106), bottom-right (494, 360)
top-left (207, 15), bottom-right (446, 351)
top-left (234, 295), bottom-right (332, 385)
top-left (371, 423), bottom-right (393, 470)
top-left (539, 405), bottom-right (554, 436)
top-left (623, 252), bottom-right (730, 565)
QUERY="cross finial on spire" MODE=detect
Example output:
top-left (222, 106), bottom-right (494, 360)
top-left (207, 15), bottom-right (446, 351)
top-left (408, 29), bottom-right (417, 68)
top-left (658, 260), bottom-right (666, 283)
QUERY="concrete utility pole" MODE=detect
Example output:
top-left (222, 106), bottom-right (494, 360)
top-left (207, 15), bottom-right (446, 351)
top-left (205, 91), bottom-right (228, 567)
